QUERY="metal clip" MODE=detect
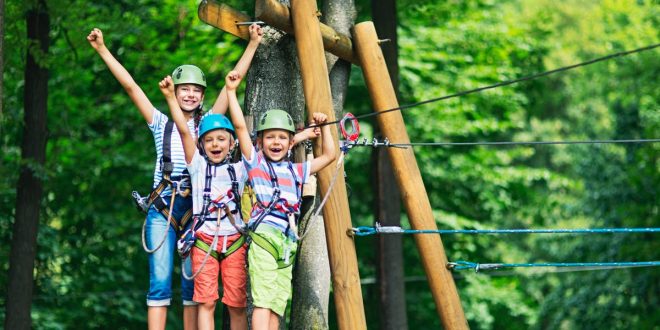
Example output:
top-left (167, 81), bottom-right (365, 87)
top-left (132, 191), bottom-right (149, 213)
top-left (235, 21), bottom-right (265, 26)
top-left (374, 222), bottom-right (403, 234)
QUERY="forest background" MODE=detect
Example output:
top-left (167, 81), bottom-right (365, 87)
top-left (1, 0), bottom-right (658, 329)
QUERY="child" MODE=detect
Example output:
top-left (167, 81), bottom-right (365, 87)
top-left (87, 24), bottom-right (263, 330)
top-left (225, 70), bottom-right (336, 330)
top-left (160, 76), bottom-right (248, 330)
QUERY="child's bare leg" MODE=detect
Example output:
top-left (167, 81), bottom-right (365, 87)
top-left (183, 305), bottom-right (198, 330)
top-left (252, 307), bottom-right (272, 330)
top-left (268, 311), bottom-right (280, 330)
top-left (148, 306), bottom-right (166, 330)
top-left (228, 306), bottom-right (247, 330)
top-left (197, 301), bottom-right (216, 330)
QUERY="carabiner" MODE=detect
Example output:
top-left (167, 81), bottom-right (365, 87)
top-left (339, 113), bottom-right (360, 142)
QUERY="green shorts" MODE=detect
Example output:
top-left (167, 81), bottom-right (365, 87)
top-left (248, 225), bottom-right (298, 316)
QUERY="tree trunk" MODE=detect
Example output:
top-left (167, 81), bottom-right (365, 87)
top-left (0, 0), bottom-right (5, 119)
top-left (5, 1), bottom-right (49, 329)
top-left (371, 1), bottom-right (409, 329)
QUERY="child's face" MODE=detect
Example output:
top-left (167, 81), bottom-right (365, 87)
top-left (202, 129), bottom-right (233, 163)
top-left (176, 83), bottom-right (204, 112)
top-left (258, 129), bottom-right (293, 162)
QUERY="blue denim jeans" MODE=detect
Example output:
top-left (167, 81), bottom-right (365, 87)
top-left (145, 194), bottom-right (195, 306)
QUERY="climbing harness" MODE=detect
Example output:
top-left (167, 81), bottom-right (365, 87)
top-left (180, 162), bottom-right (246, 280)
top-left (245, 157), bottom-right (303, 267)
top-left (134, 120), bottom-right (193, 253)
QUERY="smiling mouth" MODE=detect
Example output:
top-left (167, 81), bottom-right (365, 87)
top-left (210, 150), bottom-right (223, 156)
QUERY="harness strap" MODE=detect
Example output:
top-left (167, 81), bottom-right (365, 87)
top-left (194, 235), bottom-right (246, 261)
top-left (161, 120), bottom-right (174, 175)
top-left (247, 231), bottom-right (293, 269)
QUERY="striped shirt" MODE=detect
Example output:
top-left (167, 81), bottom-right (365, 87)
top-left (148, 109), bottom-right (196, 197)
top-left (244, 145), bottom-right (310, 233)
top-left (187, 152), bottom-right (248, 236)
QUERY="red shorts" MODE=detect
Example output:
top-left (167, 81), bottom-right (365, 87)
top-left (192, 232), bottom-right (247, 307)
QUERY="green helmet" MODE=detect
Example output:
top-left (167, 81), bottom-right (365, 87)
top-left (172, 64), bottom-right (207, 88)
top-left (257, 109), bottom-right (296, 134)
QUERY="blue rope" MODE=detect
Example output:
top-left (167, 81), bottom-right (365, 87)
top-left (351, 225), bottom-right (660, 236)
top-left (448, 260), bottom-right (660, 272)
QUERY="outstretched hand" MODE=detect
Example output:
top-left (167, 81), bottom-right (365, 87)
top-left (159, 76), bottom-right (176, 98)
top-left (225, 71), bottom-right (242, 91)
top-left (86, 28), bottom-right (105, 50)
top-left (249, 23), bottom-right (264, 43)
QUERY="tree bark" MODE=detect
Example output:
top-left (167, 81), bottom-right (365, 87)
top-left (0, 0), bottom-right (5, 119)
top-left (5, 1), bottom-right (49, 329)
top-left (371, 1), bottom-right (408, 329)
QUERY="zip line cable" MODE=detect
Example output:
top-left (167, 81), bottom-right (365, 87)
top-left (388, 138), bottom-right (660, 147)
top-left (447, 261), bottom-right (660, 272)
top-left (308, 42), bottom-right (660, 129)
top-left (352, 224), bottom-right (660, 236)
top-left (343, 137), bottom-right (660, 148)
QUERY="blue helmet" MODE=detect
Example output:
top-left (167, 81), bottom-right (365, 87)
top-left (198, 114), bottom-right (235, 140)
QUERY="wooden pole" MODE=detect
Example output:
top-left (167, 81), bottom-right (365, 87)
top-left (290, 0), bottom-right (367, 329)
top-left (255, 0), bottom-right (357, 65)
top-left (198, 1), bottom-right (252, 40)
top-left (352, 22), bottom-right (469, 330)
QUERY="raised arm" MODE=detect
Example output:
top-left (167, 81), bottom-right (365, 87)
top-left (159, 76), bottom-right (196, 164)
top-left (309, 113), bottom-right (337, 174)
top-left (225, 71), bottom-right (253, 160)
top-left (291, 126), bottom-right (320, 147)
top-left (87, 28), bottom-right (154, 123)
top-left (210, 24), bottom-right (263, 114)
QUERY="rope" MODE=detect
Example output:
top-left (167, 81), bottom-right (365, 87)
top-left (141, 189), bottom-right (177, 253)
top-left (351, 225), bottom-right (660, 236)
top-left (299, 152), bottom-right (346, 241)
top-left (448, 260), bottom-right (660, 272)
top-left (388, 139), bottom-right (660, 147)
top-left (309, 42), bottom-right (660, 129)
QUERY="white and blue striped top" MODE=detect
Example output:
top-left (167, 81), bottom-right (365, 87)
top-left (148, 109), bottom-right (197, 197)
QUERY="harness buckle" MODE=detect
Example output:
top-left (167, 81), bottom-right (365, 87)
top-left (132, 191), bottom-right (150, 213)
top-left (177, 228), bottom-right (196, 258)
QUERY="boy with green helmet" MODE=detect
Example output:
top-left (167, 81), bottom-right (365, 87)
top-left (225, 70), bottom-right (336, 330)
top-left (87, 24), bottom-right (263, 330)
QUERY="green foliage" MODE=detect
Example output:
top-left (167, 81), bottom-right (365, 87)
top-left (1, 0), bottom-right (657, 328)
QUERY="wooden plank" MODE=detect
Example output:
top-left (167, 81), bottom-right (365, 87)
top-left (352, 21), bottom-right (469, 330)
top-left (198, 0), bottom-right (251, 40)
top-left (290, 0), bottom-right (367, 329)
top-left (255, 0), bottom-right (357, 64)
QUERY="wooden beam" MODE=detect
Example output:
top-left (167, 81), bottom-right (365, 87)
top-left (352, 22), bottom-right (469, 330)
top-left (198, 0), bottom-right (251, 40)
top-left (290, 0), bottom-right (367, 329)
top-left (255, 0), bottom-right (357, 65)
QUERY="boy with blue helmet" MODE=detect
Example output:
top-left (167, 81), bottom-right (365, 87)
top-left (161, 76), bottom-right (249, 330)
